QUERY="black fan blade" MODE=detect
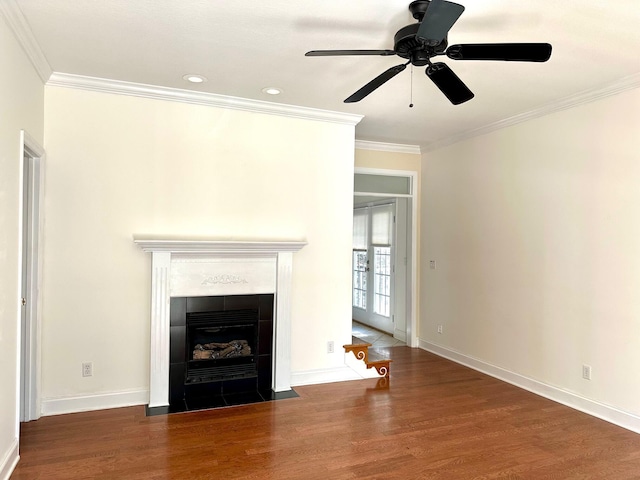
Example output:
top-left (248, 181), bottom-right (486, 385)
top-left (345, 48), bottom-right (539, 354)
top-left (305, 50), bottom-right (396, 57)
top-left (344, 63), bottom-right (408, 103)
top-left (426, 62), bottom-right (474, 105)
top-left (446, 43), bottom-right (552, 62)
top-left (416, 0), bottom-right (465, 46)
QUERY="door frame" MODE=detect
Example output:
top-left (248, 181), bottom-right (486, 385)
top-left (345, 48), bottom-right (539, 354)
top-left (18, 130), bottom-right (45, 422)
top-left (354, 167), bottom-right (418, 348)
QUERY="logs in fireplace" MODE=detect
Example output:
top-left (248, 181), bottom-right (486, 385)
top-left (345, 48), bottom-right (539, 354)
top-left (193, 340), bottom-right (251, 360)
top-left (169, 294), bottom-right (274, 412)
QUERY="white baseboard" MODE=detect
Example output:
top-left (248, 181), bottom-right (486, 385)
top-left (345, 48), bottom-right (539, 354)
top-left (292, 352), bottom-right (386, 387)
top-left (420, 340), bottom-right (640, 435)
top-left (41, 389), bottom-right (149, 416)
top-left (42, 367), bottom-right (374, 413)
top-left (0, 438), bottom-right (19, 480)
top-left (291, 365), bottom-right (369, 387)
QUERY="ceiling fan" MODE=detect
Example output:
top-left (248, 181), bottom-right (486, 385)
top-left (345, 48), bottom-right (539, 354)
top-left (305, 0), bottom-right (552, 105)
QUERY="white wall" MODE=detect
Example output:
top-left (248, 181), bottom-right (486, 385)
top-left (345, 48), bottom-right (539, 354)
top-left (421, 87), bottom-right (640, 422)
top-left (0, 18), bottom-right (44, 480)
top-left (41, 86), bottom-right (355, 405)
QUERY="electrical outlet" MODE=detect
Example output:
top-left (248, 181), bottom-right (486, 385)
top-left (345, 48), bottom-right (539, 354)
top-left (437, 325), bottom-right (443, 334)
top-left (430, 260), bottom-right (437, 270)
top-left (582, 364), bottom-right (592, 380)
top-left (82, 362), bottom-right (93, 377)
top-left (327, 341), bottom-right (335, 354)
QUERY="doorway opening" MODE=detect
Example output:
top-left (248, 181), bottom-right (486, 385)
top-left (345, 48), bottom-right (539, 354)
top-left (19, 130), bottom-right (45, 423)
top-left (353, 168), bottom-right (418, 348)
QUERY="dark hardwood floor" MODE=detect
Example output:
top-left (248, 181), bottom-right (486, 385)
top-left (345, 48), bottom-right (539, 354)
top-left (12, 347), bottom-right (640, 479)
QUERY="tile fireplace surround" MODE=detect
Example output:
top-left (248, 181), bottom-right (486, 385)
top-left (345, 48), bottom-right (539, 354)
top-left (134, 238), bottom-right (307, 408)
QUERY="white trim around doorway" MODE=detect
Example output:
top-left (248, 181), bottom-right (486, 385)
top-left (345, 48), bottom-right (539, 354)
top-left (17, 130), bottom-right (45, 426)
top-left (354, 167), bottom-right (419, 348)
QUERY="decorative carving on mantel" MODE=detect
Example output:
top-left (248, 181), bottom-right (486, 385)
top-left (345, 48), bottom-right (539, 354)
top-left (201, 274), bottom-right (248, 286)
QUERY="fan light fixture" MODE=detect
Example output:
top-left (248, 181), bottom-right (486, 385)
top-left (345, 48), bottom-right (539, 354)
top-left (262, 87), bottom-right (282, 95)
top-left (183, 74), bottom-right (207, 83)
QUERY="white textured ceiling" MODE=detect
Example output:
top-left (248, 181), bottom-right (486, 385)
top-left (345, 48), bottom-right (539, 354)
top-left (14, 0), bottom-right (640, 150)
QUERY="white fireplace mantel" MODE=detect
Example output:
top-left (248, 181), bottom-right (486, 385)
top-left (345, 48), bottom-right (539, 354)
top-left (134, 236), bottom-right (307, 408)
top-left (134, 238), bottom-right (308, 254)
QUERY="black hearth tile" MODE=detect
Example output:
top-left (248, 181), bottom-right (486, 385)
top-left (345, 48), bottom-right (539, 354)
top-left (257, 356), bottom-right (272, 390)
top-left (170, 297), bottom-right (186, 326)
top-left (169, 326), bottom-right (186, 363)
top-left (224, 295), bottom-right (258, 310)
top-left (146, 398), bottom-right (191, 416)
top-left (187, 296), bottom-right (224, 313)
top-left (258, 377), bottom-right (272, 392)
top-left (259, 389), bottom-right (299, 401)
top-left (185, 394), bottom-right (227, 411)
top-left (258, 320), bottom-right (273, 355)
top-left (145, 405), bottom-right (171, 416)
top-left (146, 388), bottom-right (299, 416)
top-left (258, 294), bottom-right (274, 320)
top-left (169, 363), bottom-right (186, 405)
top-left (185, 381), bottom-right (223, 397)
top-left (223, 390), bottom-right (265, 407)
top-left (222, 377), bottom-right (258, 394)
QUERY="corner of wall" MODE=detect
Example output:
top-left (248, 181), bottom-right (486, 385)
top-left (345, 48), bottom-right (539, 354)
top-left (0, 438), bottom-right (19, 480)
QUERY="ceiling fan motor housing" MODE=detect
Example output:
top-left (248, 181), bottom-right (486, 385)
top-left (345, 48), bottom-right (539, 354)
top-left (409, 0), bottom-right (431, 21)
top-left (394, 23), bottom-right (447, 66)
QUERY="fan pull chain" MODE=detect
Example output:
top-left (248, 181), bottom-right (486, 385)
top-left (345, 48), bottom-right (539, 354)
top-left (409, 65), bottom-right (414, 108)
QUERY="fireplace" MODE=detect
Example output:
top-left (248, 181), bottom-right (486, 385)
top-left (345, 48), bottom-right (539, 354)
top-left (169, 294), bottom-right (274, 411)
top-left (134, 238), bottom-right (307, 411)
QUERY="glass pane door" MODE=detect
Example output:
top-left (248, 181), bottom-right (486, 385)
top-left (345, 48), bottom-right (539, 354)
top-left (352, 250), bottom-right (367, 310)
top-left (352, 203), bottom-right (395, 334)
top-left (373, 246), bottom-right (391, 317)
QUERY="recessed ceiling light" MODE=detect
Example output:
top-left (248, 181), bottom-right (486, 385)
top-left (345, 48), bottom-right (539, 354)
top-left (262, 87), bottom-right (282, 95)
top-left (183, 74), bottom-right (207, 83)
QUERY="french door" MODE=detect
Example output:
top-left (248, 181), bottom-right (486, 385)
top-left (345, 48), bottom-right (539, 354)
top-left (352, 203), bottom-right (395, 334)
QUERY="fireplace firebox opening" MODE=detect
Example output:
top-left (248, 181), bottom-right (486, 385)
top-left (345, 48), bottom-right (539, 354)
top-left (156, 293), bottom-right (297, 414)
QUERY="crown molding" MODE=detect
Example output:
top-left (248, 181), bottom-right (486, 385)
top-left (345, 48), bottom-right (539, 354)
top-left (423, 72), bottom-right (640, 152)
top-left (47, 72), bottom-right (363, 126)
top-left (355, 139), bottom-right (421, 155)
top-left (0, 0), bottom-right (52, 83)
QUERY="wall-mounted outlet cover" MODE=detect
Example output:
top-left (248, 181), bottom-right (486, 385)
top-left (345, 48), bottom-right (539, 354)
top-left (327, 341), bottom-right (335, 354)
top-left (82, 362), bottom-right (93, 377)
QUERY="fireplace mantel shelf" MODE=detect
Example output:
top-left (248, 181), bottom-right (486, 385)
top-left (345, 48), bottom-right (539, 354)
top-left (134, 237), bottom-right (307, 254)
